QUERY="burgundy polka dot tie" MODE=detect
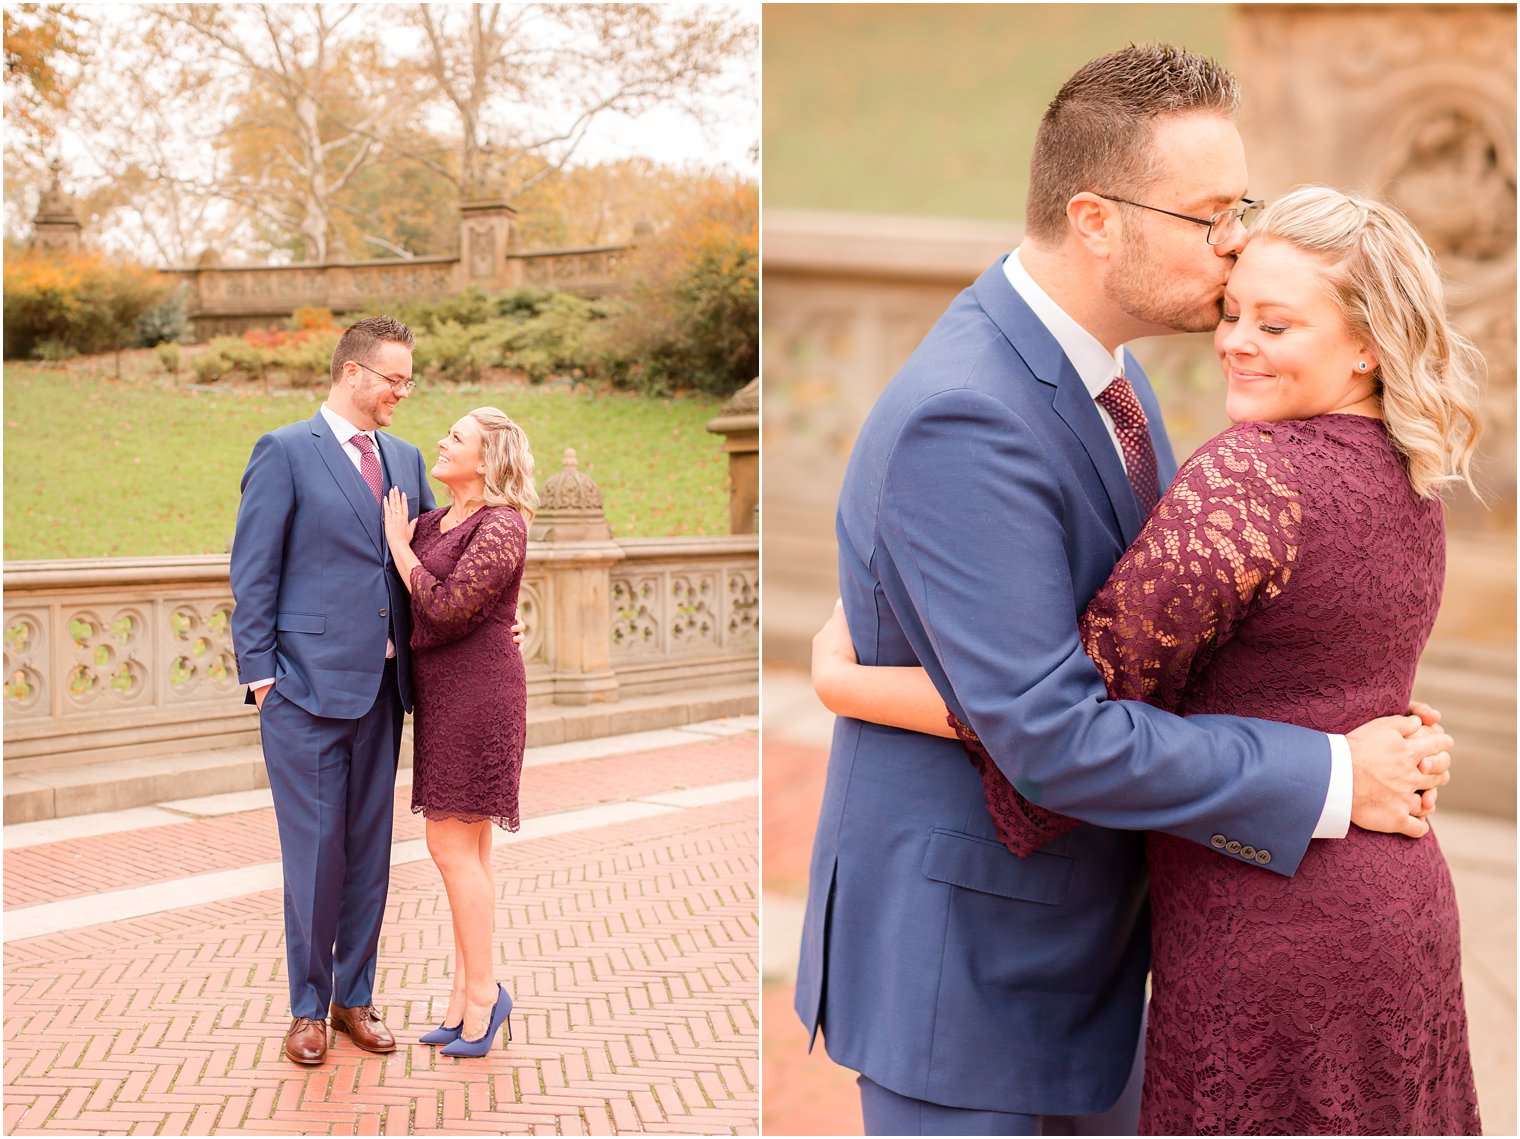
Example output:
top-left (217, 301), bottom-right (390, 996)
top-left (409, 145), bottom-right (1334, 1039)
top-left (1094, 373), bottom-right (1160, 513)
top-left (350, 433), bottom-right (384, 505)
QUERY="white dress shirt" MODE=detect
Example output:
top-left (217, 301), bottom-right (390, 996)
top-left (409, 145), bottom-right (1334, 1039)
top-left (1001, 247), bottom-right (1352, 840)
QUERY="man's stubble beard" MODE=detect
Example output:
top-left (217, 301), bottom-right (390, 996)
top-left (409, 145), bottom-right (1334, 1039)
top-left (1104, 222), bottom-right (1226, 335)
top-left (352, 382), bottom-right (390, 429)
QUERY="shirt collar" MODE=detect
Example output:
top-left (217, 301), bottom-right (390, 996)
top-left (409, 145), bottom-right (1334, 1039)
top-left (1002, 246), bottom-right (1126, 398)
top-left (320, 403), bottom-right (375, 448)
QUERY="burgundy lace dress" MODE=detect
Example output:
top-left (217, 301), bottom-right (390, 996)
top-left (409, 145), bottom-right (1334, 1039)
top-left (408, 504), bottom-right (528, 832)
top-left (955, 416), bottom-right (1479, 1135)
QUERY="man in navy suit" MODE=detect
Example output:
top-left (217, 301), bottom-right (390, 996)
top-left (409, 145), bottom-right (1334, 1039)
top-left (231, 316), bottom-right (437, 1065)
top-left (796, 45), bottom-right (1453, 1134)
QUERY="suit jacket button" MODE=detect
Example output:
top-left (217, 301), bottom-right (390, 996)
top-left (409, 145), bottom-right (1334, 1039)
top-left (1225, 840), bottom-right (1242, 854)
top-left (1255, 849), bottom-right (1272, 865)
top-left (1240, 844), bottom-right (1256, 860)
top-left (379, 608), bottom-right (388, 618)
top-left (1210, 834), bottom-right (1227, 849)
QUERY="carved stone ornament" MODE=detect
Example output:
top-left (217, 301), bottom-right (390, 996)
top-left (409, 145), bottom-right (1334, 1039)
top-left (1379, 103), bottom-right (1516, 266)
top-left (611, 574), bottom-right (662, 656)
top-left (468, 223), bottom-right (496, 278)
top-left (515, 578), bottom-right (548, 664)
top-left (33, 157), bottom-right (80, 228)
top-left (530, 448), bottom-right (613, 542)
top-left (720, 377), bottom-right (760, 418)
top-left (539, 448), bottom-right (604, 513)
top-left (726, 569), bottom-right (759, 644)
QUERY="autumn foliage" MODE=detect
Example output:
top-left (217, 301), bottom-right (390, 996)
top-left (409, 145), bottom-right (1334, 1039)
top-left (2, 250), bottom-right (174, 359)
top-left (597, 177), bottom-right (758, 396)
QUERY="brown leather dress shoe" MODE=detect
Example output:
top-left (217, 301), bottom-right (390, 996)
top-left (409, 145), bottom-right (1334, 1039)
top-left (330, 1003), bottom-right (396, 1053)
top-left (284, 1016), bottom-right (328, 1064)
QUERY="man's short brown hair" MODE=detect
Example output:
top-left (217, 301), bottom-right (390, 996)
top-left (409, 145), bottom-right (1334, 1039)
top-left (330, 315), bottom-right (416, 383)
top-left (1024, 43), bottom-right (1241, 241)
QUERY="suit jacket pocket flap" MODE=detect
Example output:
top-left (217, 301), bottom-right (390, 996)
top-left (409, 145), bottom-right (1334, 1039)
top-left (921, 827), bottom-right (1074, 906)
top-left (276, 612), bottom-right (325, 634)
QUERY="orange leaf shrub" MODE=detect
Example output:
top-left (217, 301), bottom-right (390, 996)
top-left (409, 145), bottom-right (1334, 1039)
top-left (3, 250), bottom-right (174, 359)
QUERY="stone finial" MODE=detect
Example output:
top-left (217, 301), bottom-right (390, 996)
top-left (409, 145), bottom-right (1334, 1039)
top-left (540, 448), bottom-right (603, 512)
top-left (31, 157), bottom-right (83, 255)
top-left (34, 158), bottom-right (77, 225)
top-left (718, 376), bottom-right (759, 418)
top-left (531, 448), bottom-right (612, 542)
top-left (706, 377), bottom-right (760, 438)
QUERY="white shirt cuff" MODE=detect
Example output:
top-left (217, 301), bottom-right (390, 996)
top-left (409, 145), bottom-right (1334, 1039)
top-left (248, 678), bottom-right (275, 692)
top-left (1312, 734), bottom-right (1352, 839)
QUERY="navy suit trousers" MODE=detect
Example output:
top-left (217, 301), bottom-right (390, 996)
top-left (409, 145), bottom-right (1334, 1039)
top-left (259, 660), bottom-right (403, 1018)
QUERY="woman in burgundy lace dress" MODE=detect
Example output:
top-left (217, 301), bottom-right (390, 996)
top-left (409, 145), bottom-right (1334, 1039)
top-left (812, 188), bottom-right (1484, 1134)
top-left (382, 407), bottom-right (535, 1058)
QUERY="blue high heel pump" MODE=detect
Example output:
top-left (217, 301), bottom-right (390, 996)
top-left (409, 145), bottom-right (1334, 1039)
top-left (440, 985), bottom-right (512, 1057)
top-left (419, 1020), bottom-right (463, 1046)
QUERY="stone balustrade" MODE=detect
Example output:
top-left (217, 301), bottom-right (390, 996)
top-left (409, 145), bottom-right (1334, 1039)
top-left (167, 258), bottom-right (462, 339)
top-left (515, 245), bottom-right (632, 297)
top-left (165, 245), bottom-right (634, 340)
top-left (2, 532), bottom-right (756, 777)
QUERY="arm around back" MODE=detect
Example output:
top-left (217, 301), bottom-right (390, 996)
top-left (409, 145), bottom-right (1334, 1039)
top-left (875, 387), bottom-right (1330, 876)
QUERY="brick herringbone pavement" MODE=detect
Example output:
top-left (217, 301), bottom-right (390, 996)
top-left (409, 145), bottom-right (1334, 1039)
top-left (5, 739), bottom-right (755, 910)
top-left (4, 730), bottom-right (758, 1135)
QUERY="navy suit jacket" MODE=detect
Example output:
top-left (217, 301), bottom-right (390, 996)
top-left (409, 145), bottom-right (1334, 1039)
top-left (230, 410), bottom-right (436, 718)
top-left (795, 260), bottom-right (1332, 1116)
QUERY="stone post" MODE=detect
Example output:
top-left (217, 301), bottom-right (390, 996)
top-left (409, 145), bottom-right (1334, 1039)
top-left (705, 377), bottom-right (760, 534)
top-left (30, 158), bottom-right (82, 257)
top-left (530, 449), bottom-right (623, 705)
top-left (459, 198), bottom-right (520, 291)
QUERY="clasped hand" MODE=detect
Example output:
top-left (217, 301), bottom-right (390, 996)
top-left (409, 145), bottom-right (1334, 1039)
top-left (1347, 707), bottom-right (1454, 839)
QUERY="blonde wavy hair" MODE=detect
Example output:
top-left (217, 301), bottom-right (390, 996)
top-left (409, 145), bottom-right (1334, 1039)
top-left (1251, 185), bottom-right (1484, 500)
top-left (469, 406), bottom-right (539, 523)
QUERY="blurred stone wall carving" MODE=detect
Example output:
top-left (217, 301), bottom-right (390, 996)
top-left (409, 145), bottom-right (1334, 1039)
top-left (762, 212), bottom-right (1018, 662)
top-left (1234, 2), bottom-right (1516, 519)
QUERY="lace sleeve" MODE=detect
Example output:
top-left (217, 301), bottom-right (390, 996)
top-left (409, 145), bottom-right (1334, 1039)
top-left (1079, 423), bottom-right (1304, 708)
top-left (964, 424), bottom-right (1303, 858)
top-left (410, 508), bottom-right (526, 651)
top-left (951, 712), bottom-right (1083, 856)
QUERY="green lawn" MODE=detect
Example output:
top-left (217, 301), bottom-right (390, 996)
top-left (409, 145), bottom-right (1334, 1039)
top-left (4, 364), bottom-right (731, 560)
top-left (763, 4), bottom-right (1232, 220)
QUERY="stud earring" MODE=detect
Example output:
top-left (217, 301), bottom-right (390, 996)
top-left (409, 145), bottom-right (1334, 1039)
top-left (1357, 361), bottom-right (1368, 371)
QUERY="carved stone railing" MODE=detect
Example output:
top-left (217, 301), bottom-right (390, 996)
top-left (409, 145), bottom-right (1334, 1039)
top-left (164, 243), bottom-right (634, 340)
top-left (167, 257), bottom-right (463, 339)
top-left (514, 244), bottom-right (632, 296)
top-left (3, 557), bottom-right (253, 775)
top-left (762, 210), bottom-right (1021, 665)
top-left (3, 534), bottom-right (756, 776)
top-left (607, 536), bottom-right (759, 696)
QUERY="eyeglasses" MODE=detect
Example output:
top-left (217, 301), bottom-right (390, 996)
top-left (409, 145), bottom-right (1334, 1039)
top-left (346, 358), bottom-right (417, 395)
top-left (1095, 195), bottom-right (1262, 246)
